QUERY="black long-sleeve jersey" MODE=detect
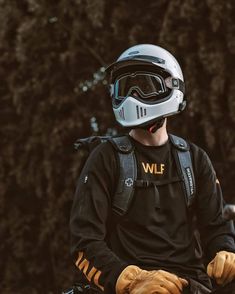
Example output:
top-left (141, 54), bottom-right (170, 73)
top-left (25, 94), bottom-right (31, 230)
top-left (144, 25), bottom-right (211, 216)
top-left (70, 135), bottom-right (235, 293)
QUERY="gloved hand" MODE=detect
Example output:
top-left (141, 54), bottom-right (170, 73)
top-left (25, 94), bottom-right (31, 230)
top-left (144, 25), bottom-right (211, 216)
top-left (116, 265), bottom-right (188, 294)
top-left (207, 251), bottom-right (235, 285)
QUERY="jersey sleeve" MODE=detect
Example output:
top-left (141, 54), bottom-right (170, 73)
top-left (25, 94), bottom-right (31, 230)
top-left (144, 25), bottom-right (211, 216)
top-left (192, 145), bottom-right (235, 261)
top-left (70, 142), bottom-right (128, 293)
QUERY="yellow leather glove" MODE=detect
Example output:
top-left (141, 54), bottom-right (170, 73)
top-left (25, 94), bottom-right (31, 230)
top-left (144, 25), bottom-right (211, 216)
top-left (207, 251), bottom-right (235, 285)
top-left (116, 265), bottom-right (188, 294)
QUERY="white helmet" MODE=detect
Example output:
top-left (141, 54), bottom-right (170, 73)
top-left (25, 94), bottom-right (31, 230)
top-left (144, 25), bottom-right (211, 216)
top-left (106, 44), bottom-right (186, 128)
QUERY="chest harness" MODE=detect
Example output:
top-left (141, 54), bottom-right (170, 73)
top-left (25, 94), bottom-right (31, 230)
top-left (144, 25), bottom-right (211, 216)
top-left (75, 134), bottom-right (196, 216)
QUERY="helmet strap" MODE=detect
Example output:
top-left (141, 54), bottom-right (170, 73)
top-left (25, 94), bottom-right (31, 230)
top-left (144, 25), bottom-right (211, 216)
top-left (145, 118), bottom-right (165, 133)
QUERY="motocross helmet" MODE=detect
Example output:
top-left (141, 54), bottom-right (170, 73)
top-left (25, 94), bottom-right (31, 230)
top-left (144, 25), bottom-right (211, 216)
top-left (105, 44), bottom-right (186, 128)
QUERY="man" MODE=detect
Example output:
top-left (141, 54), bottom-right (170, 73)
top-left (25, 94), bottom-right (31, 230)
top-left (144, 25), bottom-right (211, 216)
top-left (70, 44), bottom-right (235, 293)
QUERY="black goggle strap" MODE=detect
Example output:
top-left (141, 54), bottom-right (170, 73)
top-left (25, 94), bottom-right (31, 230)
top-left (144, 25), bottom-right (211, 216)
top-left (165, 77), bottom-right (185, 94)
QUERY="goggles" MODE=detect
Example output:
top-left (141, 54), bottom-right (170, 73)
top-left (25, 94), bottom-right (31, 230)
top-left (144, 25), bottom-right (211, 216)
top-left (112, 72), bottom-right (169, 105)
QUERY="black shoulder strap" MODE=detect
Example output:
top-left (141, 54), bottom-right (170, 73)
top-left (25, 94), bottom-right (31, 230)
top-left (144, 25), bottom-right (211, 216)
top-left (109, 136), bottom-right (137, 216)
top-left (169, 134), bottom-right (196, 207)
top-left (74, 136), bottom-right (110, 152)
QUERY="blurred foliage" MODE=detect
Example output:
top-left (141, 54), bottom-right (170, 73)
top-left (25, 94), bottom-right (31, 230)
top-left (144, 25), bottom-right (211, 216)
top-left (0, 0), bottom-right (235, 292)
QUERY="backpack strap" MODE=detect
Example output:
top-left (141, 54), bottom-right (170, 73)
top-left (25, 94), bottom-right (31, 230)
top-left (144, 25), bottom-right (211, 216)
top-left (169, 134), bottom-right (196, 207)
top-left (74, 136), bottom-right (110, 152)
top-left (109, 136), bottom-right (137, 216)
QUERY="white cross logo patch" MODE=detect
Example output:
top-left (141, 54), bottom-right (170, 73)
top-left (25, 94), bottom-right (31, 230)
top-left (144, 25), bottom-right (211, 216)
top-left (125, 178), bottom-right (134, 187)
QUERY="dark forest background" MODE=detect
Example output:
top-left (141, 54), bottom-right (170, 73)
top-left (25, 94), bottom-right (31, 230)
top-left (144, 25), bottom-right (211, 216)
top-left (1, 0), bottom-right (235, 293)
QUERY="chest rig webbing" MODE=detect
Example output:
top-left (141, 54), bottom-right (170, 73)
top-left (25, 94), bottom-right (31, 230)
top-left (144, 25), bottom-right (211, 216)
top-left (110, 134), bottom-right (196, 216)
top-left (75, 134), bottom-right (196, 216)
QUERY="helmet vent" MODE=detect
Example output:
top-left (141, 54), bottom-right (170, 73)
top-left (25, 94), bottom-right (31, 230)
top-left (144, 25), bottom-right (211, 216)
top-left (136, 106), bottom-right (147, 119)
top-left (119, 107), bottom-right (125, 120)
